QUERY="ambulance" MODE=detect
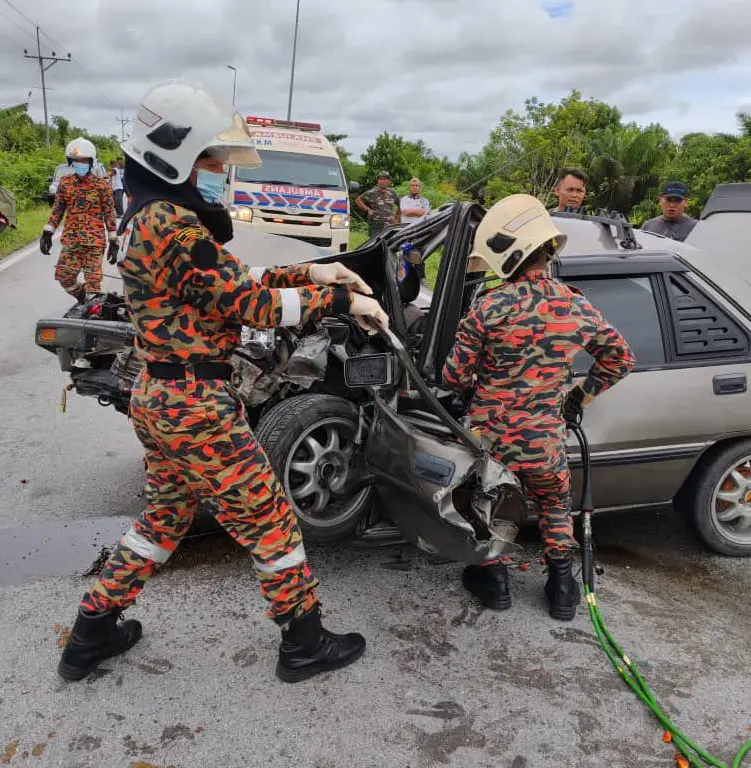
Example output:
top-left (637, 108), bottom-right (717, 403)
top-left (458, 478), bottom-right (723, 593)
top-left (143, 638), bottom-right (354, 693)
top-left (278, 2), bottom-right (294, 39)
top-left (225, 116), bottom-right (359, 254)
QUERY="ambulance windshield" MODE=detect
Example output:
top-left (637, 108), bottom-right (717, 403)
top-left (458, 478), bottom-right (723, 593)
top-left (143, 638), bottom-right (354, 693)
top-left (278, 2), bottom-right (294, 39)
top-left (235, 151), bottom-right (345, 190)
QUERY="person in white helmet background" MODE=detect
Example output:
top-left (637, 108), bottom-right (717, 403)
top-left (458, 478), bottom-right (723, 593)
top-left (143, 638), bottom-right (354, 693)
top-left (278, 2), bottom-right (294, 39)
top-left (442, 194), bottom-right (635, 621)
top-left (39, 137), bottom-right (118, 302)
top-left (56, 80), bottom-right (389, 684)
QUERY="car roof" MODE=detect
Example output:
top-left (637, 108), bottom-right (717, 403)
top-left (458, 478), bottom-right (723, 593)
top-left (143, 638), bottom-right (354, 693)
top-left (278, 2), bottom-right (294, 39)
top-left (554, 216), bottom-right (751, 310)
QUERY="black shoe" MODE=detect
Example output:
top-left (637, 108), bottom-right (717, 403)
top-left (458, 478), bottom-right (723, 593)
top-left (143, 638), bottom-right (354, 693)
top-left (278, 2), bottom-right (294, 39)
top-left (276, 606), bottom-right (366, 683)
top-left (462, 563), bottom-right (511, 610)
top-left (544, 557), bottom-right (581, 621)
top-left (57, 603), bottom-right (142, 681)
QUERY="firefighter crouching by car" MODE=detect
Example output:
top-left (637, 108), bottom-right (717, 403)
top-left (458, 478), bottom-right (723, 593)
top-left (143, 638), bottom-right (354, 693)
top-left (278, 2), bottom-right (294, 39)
top-left (39, 137), bottom-right (118, 302)
top-left (442, 194), bottom-right (635, 621)
top-left (57, 81), bottom-right (390, 684)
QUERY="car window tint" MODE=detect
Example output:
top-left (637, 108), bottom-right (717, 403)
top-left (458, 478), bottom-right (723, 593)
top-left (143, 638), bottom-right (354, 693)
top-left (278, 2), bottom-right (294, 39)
top-left (567, 276), bottom-right (666, 372)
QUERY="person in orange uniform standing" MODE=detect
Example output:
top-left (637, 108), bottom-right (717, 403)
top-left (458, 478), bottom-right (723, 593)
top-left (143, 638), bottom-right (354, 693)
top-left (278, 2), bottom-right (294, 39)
top-left (57, 82), bottom-right (389, 684)
top-left (39, 137), bottom-right (118, 302)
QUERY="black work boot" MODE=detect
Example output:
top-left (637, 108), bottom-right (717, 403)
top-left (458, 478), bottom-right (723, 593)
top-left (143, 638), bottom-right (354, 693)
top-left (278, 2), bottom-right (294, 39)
top-left (57, 604), bottom-right (142, 681)
top-left (462, 563), bottom-right (511, 610)
top-left (72, 286), bottom-right (86, 305)
top-left (276, 606), bottom-right (366, 683)
top-left (544, 557), bottom-right (581, 621)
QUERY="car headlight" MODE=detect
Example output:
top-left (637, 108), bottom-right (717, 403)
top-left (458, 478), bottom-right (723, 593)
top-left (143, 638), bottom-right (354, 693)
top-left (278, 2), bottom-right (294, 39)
top-left (238, 206), bottom-right (253, 222)
top-left (330, 213), bottom-right (349, 229)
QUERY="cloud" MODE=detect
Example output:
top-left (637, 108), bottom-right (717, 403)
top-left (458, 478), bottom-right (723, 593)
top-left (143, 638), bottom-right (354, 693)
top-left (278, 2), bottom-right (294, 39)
top-left (1, 0), bottom-right (750, 162)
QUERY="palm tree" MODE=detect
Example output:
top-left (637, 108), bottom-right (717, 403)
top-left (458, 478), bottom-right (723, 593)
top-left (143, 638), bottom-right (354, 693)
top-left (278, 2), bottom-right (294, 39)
top-left (586, 123), bottom-right (674, 214)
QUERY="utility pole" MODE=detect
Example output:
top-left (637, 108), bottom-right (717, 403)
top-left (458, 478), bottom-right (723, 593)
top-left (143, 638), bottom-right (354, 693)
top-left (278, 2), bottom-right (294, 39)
top-left (226, 65), bottom-right (237, 107)
top-left (23, 26), bottom-right (71, 148)
top-left (115, 109), bottom-right (133, 142)
top-left (286, 0), bottom-right (301, 121)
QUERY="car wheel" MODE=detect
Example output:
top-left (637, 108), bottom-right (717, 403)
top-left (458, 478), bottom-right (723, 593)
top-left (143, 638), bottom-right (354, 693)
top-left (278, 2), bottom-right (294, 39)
top-left (690, 440), bottom-right (751, 556)
top-left (254, 394), bottom-right (373, 542)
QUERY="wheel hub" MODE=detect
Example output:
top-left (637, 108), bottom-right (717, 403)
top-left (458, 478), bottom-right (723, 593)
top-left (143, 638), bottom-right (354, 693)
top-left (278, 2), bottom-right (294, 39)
top-left (285, 417), bottom-right (368, 523)
top-left (712, 458), bottom-right (751, 544)
top-left (317, 453), bottom-right (348, 491)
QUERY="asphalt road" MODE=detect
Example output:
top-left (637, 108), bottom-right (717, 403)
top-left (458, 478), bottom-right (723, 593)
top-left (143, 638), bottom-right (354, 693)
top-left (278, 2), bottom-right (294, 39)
top-left (1, 236), bottom-right (750, 768)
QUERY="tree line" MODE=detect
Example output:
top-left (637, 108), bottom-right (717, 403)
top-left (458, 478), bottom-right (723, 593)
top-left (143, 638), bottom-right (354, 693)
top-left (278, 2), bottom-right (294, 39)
top-left (332, 90), bottom-right (751, 225)
top-left (2, 90), bottom-right (751, 224)
top-left (0, 104), bottom-right (121, 210)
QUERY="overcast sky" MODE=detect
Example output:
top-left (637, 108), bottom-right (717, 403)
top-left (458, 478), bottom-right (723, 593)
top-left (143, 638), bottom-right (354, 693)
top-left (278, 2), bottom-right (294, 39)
top-left (1, 0), bottom-right (751, 161)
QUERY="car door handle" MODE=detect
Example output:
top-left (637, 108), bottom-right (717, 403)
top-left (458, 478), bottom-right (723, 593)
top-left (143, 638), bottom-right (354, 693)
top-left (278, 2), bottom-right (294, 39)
top-left (713, 374), bottom-right (747, 395)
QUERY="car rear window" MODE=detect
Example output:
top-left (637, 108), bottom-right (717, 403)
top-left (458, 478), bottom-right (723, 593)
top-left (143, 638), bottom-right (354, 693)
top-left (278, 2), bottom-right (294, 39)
top-left (567, 276), bottom-right (666, 372)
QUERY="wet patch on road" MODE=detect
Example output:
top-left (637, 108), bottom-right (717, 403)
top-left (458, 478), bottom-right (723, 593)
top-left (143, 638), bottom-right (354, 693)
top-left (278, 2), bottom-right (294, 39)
top-left (0, 516), bottom-right (134, 587)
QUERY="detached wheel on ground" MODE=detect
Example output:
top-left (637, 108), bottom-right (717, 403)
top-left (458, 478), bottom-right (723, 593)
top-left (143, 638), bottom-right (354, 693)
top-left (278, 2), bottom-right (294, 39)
top-left (254, 394), bottom-right (373, 542)
top-left (689, 439), bottom-right (751, 557)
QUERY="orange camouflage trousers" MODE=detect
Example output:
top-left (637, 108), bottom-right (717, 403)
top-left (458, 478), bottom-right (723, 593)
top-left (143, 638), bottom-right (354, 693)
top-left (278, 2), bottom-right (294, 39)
top-left (81, 369), bottom-right (320, 625)
top-left (515, 464), bottom-right (576, 560)
top-left (54, 245), bottom-right (104, 295)
top-left (485, 457), bottom-right (576, 563)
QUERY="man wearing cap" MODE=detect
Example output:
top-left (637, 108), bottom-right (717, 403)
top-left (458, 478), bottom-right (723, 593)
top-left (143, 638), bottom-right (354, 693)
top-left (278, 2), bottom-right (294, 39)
top-left (356, 170), bottom-right (400, 237)
top-left (642, 182), bottom-right (697, 242)
top-left (399, 177), bottom-right (431, 224)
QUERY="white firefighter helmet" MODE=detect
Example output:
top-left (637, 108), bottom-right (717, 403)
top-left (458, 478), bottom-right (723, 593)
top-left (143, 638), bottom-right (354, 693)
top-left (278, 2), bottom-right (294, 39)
top-left (65, 137), bottom-right (97, 163)
top-left (121, 80), bottom-right (261, 185)
top-left (471, 194), bottom-right (567, 279)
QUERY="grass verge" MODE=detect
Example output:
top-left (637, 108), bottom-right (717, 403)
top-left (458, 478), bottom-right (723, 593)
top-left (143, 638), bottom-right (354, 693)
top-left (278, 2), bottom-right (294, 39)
top-left (0, 206), bottom-right (49, 260)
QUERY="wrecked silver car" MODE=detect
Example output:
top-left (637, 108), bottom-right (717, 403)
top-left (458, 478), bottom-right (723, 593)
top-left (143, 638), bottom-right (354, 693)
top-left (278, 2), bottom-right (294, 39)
top-left (35, 204), bottom-right (527, 564)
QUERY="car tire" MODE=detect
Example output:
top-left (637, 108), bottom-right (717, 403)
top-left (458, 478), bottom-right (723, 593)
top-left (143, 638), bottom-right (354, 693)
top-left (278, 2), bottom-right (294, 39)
top-left (689, 440), bottom-right (751, 557)
top-left (254, 394), bottom-right (373, 542)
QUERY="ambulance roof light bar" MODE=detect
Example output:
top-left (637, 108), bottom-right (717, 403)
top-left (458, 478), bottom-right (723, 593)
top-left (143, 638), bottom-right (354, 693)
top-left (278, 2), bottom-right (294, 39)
top-left (246, 116), bottom-right (321, 132)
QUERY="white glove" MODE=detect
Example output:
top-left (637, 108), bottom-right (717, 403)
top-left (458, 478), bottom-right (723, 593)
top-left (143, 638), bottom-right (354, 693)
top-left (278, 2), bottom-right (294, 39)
top-left (309, 262), bottom-right (373, 295)
top-left (349, 293), bottom-right (389, 334)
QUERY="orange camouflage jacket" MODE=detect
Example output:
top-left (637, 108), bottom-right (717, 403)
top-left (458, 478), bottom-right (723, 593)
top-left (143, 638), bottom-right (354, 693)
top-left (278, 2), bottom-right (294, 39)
top-left (118, 200), bottom-right (352, 364)
top-left (442, 268), bottom-right (635, 469)
top-left (45, 173), bottom-right (117, 249)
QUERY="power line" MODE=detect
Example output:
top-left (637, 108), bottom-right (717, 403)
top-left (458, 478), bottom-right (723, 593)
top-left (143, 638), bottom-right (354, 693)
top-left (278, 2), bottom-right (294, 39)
top-left (38, 26), bottom-right (116, 111)
top-left (0, 10), bottom-right (37, 42)
top-left (3, 0), bottom-right (123, 130)
top-left (22, 26), bottom-right (72, 147)
top-left (1, 0), bottom-right (37, 30)
top-left (115, 108), bottom-right (133, 141)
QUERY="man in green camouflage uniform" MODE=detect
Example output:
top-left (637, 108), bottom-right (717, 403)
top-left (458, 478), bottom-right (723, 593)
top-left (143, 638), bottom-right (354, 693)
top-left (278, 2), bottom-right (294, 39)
top-left (356, 170), bottom-right (400, 237)
top-left (443, 194), bottom-right (634, 621)
top-left (57, 81), bottom-right (389, 684)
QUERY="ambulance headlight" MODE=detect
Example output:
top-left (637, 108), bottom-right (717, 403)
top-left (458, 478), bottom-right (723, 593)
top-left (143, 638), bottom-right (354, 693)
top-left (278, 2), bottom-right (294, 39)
top-left (330, 214), bottom-right (349, 229)
top-left (237, 207), bottom-right (253, 222)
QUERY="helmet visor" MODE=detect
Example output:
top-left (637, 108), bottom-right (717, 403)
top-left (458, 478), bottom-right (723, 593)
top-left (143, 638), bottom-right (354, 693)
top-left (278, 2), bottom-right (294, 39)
top-left (205, 112), bottom-right (262, 168)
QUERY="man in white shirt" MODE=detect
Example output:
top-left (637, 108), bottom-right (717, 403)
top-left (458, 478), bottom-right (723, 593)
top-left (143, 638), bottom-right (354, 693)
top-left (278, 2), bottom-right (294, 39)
top-left (400, 177), bottom-right (430, 224)
top-left (110, 160), bottom-right (125, 216)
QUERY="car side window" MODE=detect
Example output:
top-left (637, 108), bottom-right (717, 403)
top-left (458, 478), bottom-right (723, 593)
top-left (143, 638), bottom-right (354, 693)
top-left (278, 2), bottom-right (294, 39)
top-left (566, 276), bottom-right (666, 373)
top-left (664, 273), bottom-right (749, 359)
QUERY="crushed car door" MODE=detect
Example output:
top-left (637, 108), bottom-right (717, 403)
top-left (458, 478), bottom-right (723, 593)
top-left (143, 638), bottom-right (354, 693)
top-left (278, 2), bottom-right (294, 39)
top-left (347, 325), bottom-right (526, 565)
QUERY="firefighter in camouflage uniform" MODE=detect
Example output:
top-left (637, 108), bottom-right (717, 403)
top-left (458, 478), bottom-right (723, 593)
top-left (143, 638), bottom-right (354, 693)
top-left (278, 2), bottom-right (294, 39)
top-left (39, 137), bottom-right (118, 302)
top-left (57, 81), bottom-right (389, 684)
top-left (442, 194), bottom-right (635, 621)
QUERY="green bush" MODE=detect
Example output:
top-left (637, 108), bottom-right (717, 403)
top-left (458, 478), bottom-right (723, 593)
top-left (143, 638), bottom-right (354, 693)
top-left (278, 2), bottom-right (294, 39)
top-left (0, 148), bottom-right (62, 209)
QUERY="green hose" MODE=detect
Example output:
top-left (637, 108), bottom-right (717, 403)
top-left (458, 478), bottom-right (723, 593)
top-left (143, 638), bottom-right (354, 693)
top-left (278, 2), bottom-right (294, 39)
top-left (585, 585), bottom-right (751, 767)
top-left (569, 424), bottom-right (751, 767)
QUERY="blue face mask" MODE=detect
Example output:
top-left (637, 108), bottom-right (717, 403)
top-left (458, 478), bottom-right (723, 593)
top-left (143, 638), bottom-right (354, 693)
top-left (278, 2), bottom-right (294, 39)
top-left (72, 162), bottom-right (90, 177)
top-left (195, 168), bottom-right (225, 205)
